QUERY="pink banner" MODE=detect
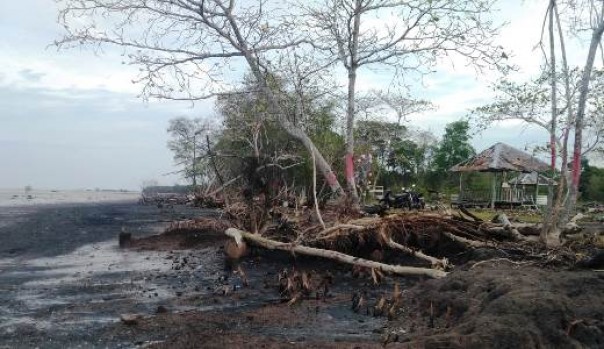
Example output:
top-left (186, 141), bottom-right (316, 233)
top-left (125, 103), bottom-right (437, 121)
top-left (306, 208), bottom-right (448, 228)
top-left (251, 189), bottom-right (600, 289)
top-left (345, 154), bottom-right (354, 181)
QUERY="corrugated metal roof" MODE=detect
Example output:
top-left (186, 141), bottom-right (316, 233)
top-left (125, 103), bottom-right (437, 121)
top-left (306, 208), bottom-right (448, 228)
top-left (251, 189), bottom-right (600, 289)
top-left (450, 142), bottom-right (550, 173)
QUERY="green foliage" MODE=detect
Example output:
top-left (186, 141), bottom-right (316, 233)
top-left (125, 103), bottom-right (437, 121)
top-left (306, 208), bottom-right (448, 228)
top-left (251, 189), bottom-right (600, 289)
top-left (214, 72), bottom-right (344, 195)
top-left (355, 119), bottom-right (438, 192)
top-left (166, 117), bottom-right (210, 186)
top-left (433, 120), bottom-right (475, 173)
top-left (429, 120), bottom-right (475, 191)
top-left (580, 158), bottom-right (604, 202)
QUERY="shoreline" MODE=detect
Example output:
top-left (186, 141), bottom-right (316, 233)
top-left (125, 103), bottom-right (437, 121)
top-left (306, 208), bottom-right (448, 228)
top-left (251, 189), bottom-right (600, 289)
top-left (0, 189), bottom-right (140, 208)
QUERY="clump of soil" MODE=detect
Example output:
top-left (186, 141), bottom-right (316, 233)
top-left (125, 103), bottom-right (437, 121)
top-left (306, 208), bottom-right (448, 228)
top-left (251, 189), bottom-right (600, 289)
top-left (130, 218), bottom-right (230, 250)
top-left (387, 262), bottom-right (604, 348)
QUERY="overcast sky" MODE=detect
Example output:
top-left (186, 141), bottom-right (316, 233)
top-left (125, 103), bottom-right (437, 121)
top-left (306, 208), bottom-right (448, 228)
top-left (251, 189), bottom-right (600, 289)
top-left (0, 0), bottom-right (600, 190)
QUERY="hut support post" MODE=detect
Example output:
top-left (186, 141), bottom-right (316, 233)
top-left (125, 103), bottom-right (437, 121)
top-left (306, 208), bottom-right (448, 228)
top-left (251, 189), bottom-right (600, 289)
top-left (490, 172), bottom-right (497, 209)
top-left (459, 172), bottom-right (464, 203)
top-left (535, 173), bottom-right (540, 207)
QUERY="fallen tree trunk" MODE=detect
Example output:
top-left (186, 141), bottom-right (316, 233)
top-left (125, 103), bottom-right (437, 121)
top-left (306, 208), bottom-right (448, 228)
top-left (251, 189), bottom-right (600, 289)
top-left (494, 214), bottom-right (528, 241)
top-left (459, 206), bottom-right (483, 222)
top-left (225, 228), bottom-right (447, 279)
top-left (386, 238), bottom-right (449, 269)
top-left (443, 232), bottom-right (492, 248)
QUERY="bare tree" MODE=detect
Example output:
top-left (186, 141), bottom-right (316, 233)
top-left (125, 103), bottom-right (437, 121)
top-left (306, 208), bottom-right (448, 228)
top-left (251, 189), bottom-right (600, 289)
top-left (540, 0), bottom-right (559, 244)
top-left (374, 89), bottom-right (434, 130)
top-left (473, 68), bottom-right (604, 159)
top-left (564, 0), bottom-right (604, 212)
top-left (301, 0), bottom-right (506, 203)
top-left (56, 0), bottom-right (344, 195)
top-left (546, 0), bottom-right (575, 241)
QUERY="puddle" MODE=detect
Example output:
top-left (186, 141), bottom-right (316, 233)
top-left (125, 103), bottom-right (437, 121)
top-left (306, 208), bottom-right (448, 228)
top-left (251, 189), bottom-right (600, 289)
top-left (0, 239), bottom-right (187, 345)
top-left (20, 241), bottom-right (171, 285)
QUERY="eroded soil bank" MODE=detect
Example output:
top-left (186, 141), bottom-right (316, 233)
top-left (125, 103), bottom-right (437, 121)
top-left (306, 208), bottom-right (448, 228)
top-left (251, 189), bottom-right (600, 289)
top-left (1, 202), bottom-right (604, 348)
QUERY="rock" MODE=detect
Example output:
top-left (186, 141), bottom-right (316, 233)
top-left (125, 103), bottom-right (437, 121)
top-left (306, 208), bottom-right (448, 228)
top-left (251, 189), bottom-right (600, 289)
top-left (120, 313), bottom-right (141, 325)
top-left (118, 230), bottom-right (132, 248)
top-left (156, 305), bottom-right (169, 314)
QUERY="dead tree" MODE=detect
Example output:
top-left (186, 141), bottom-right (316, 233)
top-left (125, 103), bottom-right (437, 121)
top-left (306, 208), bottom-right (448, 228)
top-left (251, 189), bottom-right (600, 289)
top-left (567, 0), bottom-right (604, 213)
top-left (301, 0), bottom-right (506, 203)
top-left (56, 0), bottom-right (344, 195)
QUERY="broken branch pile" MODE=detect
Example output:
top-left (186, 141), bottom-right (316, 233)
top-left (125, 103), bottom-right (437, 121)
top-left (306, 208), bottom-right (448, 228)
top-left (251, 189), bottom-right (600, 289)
top-left (157, 205), bottom-right (556, 280)
top-left (224, 211), bottom-right (540, 279)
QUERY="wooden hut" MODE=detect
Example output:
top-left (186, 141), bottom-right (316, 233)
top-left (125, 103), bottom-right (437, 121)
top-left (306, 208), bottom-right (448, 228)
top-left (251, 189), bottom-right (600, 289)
top-left (450, 142), bottom-right (551, 208)
top-left (503, 172), bottom-right (557, 207)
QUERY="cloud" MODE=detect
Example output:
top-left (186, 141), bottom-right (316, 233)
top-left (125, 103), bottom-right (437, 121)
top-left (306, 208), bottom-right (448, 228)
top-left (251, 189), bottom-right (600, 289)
top-left (0, 81), bottom-right (213, 189)
top-left (2, 0), bottom-right (602, 191)
top-left (19, 69), bottom-right (45, 82)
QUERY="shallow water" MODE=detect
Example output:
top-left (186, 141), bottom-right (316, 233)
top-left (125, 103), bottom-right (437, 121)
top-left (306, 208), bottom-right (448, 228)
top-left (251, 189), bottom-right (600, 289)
top-left (0, 188), bottom-right (139, 207)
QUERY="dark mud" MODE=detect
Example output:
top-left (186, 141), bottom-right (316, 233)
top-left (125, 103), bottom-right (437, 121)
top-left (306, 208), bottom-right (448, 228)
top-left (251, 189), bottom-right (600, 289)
top-left (0, 202), bottom-right (217, 348)
top-left (2, 202), bottom-right (604, 348)
top-left (0, 203), bottom-right (393, 348)
top-left (387, 263), bottom-right (604, 348)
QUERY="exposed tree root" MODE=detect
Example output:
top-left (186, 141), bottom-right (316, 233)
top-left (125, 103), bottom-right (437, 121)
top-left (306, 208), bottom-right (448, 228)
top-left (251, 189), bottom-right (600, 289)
top-left (225, 228), bottom-right (448, 278)
top-left (164, 210), bottom-right (549, 279)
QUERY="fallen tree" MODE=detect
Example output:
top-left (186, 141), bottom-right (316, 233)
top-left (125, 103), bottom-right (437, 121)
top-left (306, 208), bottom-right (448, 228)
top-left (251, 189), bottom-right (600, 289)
top-left (225, 227), bottom-right (448, 279)
top-left (218, 210), bottom-right (541, 281)
top-left (157, 198), bottom-right (581, 284)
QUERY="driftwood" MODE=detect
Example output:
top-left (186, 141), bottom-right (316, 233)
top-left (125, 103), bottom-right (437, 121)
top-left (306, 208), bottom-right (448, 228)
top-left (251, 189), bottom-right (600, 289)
top-left (494, 213), bottom-right (528, 241)
top-left (225, 228), bottom-right (448, 278)
top-left (516, 224), bottom-right (542, 236)
top-left (486, 227), bottom-right (518, 240)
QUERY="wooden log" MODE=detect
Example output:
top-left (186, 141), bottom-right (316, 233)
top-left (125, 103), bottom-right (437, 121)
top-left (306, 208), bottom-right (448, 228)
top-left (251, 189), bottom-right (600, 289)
top-left (563, 213), bottom-right (585, 235)
top-left (387, 238), bottom-right (449, 269)
top-left (314, 224), bottom-right (365, 239)
top-left (459, 206), bottom-right (483, 222)
top-left (516, 224), bottom-right (542, 236)
top-left (494, 214), bottom-right (527, 241)
top-left (443, 232), bottom-right (492, 248)
top-left (486, 227), bottom-right (516, 240)
top-left (225, 228), bottom-right (447, 279)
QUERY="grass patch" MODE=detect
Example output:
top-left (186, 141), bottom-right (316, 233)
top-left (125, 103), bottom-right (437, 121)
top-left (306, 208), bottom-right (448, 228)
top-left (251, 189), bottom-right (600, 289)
top-left (467, 209), bottom-right (543, 224)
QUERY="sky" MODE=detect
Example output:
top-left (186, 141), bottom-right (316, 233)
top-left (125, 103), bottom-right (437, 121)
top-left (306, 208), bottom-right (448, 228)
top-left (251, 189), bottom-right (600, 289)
top-left (0, 0), bottom-right (600, 190)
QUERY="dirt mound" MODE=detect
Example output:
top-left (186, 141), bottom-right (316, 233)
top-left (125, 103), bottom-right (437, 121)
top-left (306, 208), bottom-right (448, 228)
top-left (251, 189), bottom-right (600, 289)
top-left (388, 263), bottom-right (604, 348)
top-left (131, 218), bottom-right (231, 250)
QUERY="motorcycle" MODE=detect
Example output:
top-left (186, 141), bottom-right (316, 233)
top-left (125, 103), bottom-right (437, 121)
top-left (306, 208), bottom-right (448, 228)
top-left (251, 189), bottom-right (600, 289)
top-left (406, 190), bottom-right (425, 210)
top-left (379, 188), bottom-right (425, 210)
